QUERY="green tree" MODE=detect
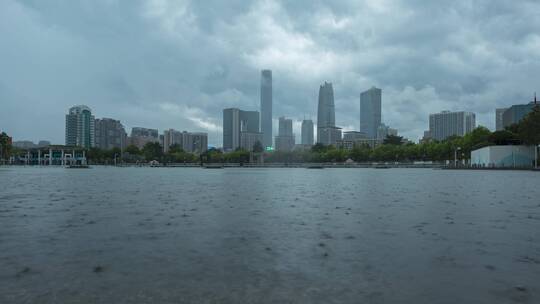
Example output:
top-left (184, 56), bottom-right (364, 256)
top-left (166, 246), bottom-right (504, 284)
top-left (489, 130), bottom-right (520, 145)
top-left (142, 142), bottom-right (163, 161)
top-left (517, 106), bottom-right (540, 145)
top-left (349, 144), bottom-right (371, 162)
top-left (383, 134), bottom-right (403, 145)
top-left (125, 145), bottom-right (141, 155)
top-left (0, 132), bottom-right (12, 161)
top-left (252, 141), bottom-right (264, 153)
top-left (168, 144), bottom-right (184, 154)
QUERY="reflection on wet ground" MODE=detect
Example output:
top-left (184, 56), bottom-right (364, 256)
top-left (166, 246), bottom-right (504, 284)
top-left (0, 167), bottom-right (539, 303)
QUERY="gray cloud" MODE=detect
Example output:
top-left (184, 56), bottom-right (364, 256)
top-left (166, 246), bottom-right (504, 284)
top-left (1, 0), bottom-right (539, 146)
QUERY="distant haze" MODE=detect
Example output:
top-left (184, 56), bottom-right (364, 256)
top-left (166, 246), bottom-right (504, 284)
top-left (1, 0), bottom-right (539, 146)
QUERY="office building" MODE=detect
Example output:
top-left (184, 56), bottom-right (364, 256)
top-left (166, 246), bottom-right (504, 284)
top-left (502, 102), bottom-right (537, 129)
top-left (223, 108), bottom-right (261, 151)
top-left (240, 132), bottom-right (263, 152)
top-left (360, 87), bottom-right (382, 139)
top-left (94, 118), bottom-right (127, 150)
top-left (275, 117), bottom-right (295, 152)
top-left (317, 82), bottom-right (341, 145)
top-left (496, 108), bottom-right (508, 131)
top-left (65, 105), bottom-right (95, 148)
top-left (301, 119), bottom-right (314, 146)
top-left (260, 70), bottom-right (273, 148)
top-left (130, 127), bottom-right (159, 149)
top-left (343, 131), bottom-right (368, 141)
top-left (429, 111), bottom-right (476, 141)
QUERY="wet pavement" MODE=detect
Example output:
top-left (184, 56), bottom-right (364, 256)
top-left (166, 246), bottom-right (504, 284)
top-left (0, 167), bottom-right (539, 303)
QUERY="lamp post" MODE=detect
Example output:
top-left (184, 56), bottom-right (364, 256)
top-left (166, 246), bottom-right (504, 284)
top-left (454, 147), bottom-right (461, 168)
top-left (534, 144), bottom-right (540, 169)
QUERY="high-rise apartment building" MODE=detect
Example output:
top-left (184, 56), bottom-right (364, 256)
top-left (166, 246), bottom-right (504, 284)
top-left (223, 108), bottom-right (261, 151)
top-left (94, 118), bottom-right (127, 150)
top-left (130, 127), bottom-right (159, 149)
top-left (275, 117), bottom-right (295, 151)
top-left (360, 87), bottom-right (382, 139)
top-left (317, 82), bottom-right (341, 145)
top-left (260, 70), bottom-right (273, 148)
top-left (163, 129), bottom-right (183, 153)
top-left (301, 119), bottom-right (314, 146)
top-left (429, 111), bottom-right (476, 141)
top-left (65, 105), bottom-right (95, 148)
top-left (163, 129), bottom-right (208, 154)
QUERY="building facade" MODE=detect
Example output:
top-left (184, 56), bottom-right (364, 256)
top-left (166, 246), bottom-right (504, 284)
top-left (502, 103), bottom-right (536, 129)
top-left (360, 87), bottom-right (382, 139)
top-left (377, 123), bottom-right (398, 141)
top-left (301, 119), bottom-right (314, 146)
top-left (163, 129), bottom-right (183, 153)
top-left (343, 131), bottom-right (368, 141)
top-left (471, 145), bottom-right (535, 168)
top-left (317, 82), bottom-right (339, 145)
top-left (275, 117), bottom-right (295, 152)
top-left (240, 131), bottom-right (263, 152)
top-left (94, 118), bottom-right (127, 150)
top-left (163, 129), bottom-right (208, 154)
top-left (130, 127), bottom-right (159, 149)
top-left (183, 132), bottom-right (208, 154)
top-left (428, 111), bottom-right (476, 141)
top-left (260, 70), bottom-right (273, 149)
top-left (495, 108), bottom-right (508, 131)
top-left (65, 105), bottom-right (95, 148)
top-left (223, 108), bottom-right (260, 151)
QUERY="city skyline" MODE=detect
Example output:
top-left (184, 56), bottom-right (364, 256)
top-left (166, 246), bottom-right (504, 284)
top-left (1, 1), bottom-right (539, 146)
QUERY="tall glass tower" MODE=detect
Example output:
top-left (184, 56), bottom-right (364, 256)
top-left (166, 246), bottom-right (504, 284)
top-left (317, 82), bottom-right (340, 145)
top-left (260, 70), bottom-right (272, 149)
top-left (360, 87), bottom-right (382, 139)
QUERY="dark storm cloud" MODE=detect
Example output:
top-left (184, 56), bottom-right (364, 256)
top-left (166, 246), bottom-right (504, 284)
top-left (1, 0), bottom-right (539, 145)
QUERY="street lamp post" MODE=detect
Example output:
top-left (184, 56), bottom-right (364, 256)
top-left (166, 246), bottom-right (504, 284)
top-left (454, 147), bottom-right (461, 168)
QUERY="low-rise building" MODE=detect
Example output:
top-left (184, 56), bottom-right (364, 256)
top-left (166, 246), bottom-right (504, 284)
top-left (471, 145), bottom-right (536, 168)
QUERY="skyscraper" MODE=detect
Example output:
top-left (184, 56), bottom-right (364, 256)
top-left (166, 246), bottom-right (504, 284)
top-left (275, 117), bottom-right (295, 152)
top-left (429, 111), bottom-right (476, 141)
top-left (94, 118), bottom-right (127, 150)
top-left (317, 82), bottom-right (341, 145)
top-left (260, 70), bottom-right (273, 149)
top-left (65, 105), bottom-right (95, 148)
top-left (301, 119), bottom-right (314, 145)
top-left (360, 87), bottom-right (382, 139)
top-left (223, 108), bottom-right (261, 151)
top-left (495, 108), bottom-right (508, 131)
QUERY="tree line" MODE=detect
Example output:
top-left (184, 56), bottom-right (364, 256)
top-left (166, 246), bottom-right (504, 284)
top-left (2, 105), bottom-right (539, 164)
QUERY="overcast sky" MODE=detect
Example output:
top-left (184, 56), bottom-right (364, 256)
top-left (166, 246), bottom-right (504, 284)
top-left (1, 0), bottom-right (539, 146)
